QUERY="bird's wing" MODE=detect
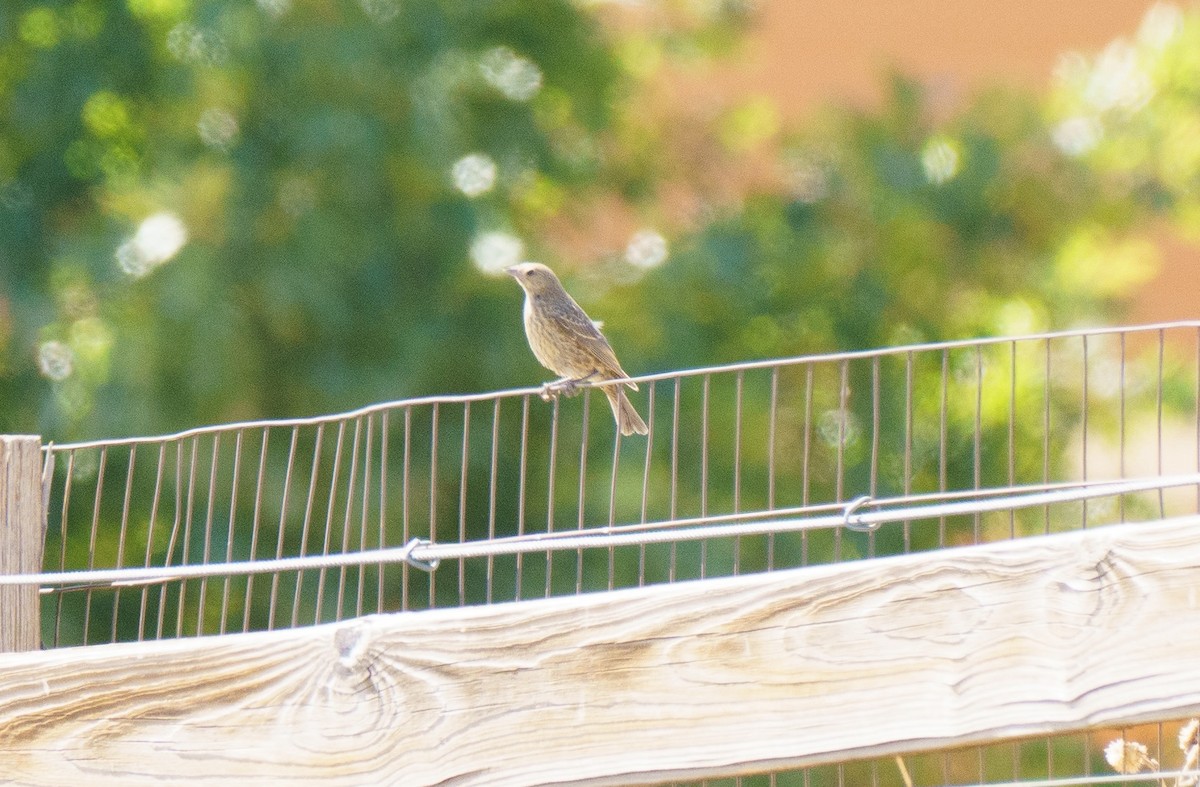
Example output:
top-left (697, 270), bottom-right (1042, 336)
top-left (553, 300), bottom-right (634, 382)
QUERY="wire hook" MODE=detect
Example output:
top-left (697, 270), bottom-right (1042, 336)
top-left (402, 537), bottom-right (441, 572)
top-left (842, 495), bottom-right (879, 532)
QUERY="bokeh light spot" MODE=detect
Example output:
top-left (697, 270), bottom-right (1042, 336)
top-left (166, 23), bottom-right (228, 64)
top-left (19, 7), bottom-right (60, 48)
top-left (480, 47), bottom-right (543, 102)
top-left (1052, 116), bottom-right (1103, 156)
top-left (818, 408), bottom-right (859, 448)
top-left (470, 231), bottom-right (524, 275)
top-left (1138, 2), bottom-right (1183, 49)
top-left (116, 212), bottom-right (188, 278)
top-left (70, 317), bottom-right (114, 363)
top-left (82, 91), bottom-right (132, 138)
top-left (452, 153), bottom-right (498, 197)
top-left (256, 0), bottom-right (291, 16)
top-left (198, 107), bottom-right (239, 150)
top-left (38, 341), bottom-right (75, 381)
top-left (358, 0), bottom-right (400, 23)
top-left (625, 229), bottom-right (668, 269)
top-left (720, 97), bottom-right (780, 152)
top-left (921, 136), bottom-right (960, 184)
top-left (1083, 41), bottom-right (1154, 112)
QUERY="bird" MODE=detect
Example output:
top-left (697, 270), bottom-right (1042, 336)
top-left (505, 262), bottom-right (649, 436)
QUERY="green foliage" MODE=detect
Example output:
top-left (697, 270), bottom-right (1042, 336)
top-left (0, 0), bottom-right (692, 437)
top-left (2, 0), bottom-right (1194, 442)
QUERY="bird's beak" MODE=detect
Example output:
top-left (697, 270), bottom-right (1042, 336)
top-left (504, 266), bottom-right (520, 278)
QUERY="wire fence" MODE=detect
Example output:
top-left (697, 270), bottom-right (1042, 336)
top-left (15, 320), bottom-right (1200, 786)
top-left (30, 320), bottom-right (1200, 646)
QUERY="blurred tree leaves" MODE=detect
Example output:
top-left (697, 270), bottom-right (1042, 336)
top-left (0, 0), bottom-right (1197, 445)
top-left (1, 0), bottom-right (666, 436)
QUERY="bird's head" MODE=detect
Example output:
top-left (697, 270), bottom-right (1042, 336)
top-left (505, 262), bottom-right (563, 296)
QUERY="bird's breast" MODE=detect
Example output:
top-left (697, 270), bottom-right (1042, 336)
top-left (522, 294), bottom-right (593, 378)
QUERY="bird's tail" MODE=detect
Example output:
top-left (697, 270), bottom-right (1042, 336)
top-left (603, 385), bottom-right (649, 436)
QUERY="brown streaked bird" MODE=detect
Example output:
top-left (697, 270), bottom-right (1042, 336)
top-left (506, 262), bottom-right (649, 436)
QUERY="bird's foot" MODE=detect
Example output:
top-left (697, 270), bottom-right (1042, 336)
top-left (540, 372), bottom-right (598, 402)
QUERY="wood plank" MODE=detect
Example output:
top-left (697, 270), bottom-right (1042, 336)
top-left (0, 435), bottom-right (44, 652)
top-left (2, 516), bottom-right (1200, 785)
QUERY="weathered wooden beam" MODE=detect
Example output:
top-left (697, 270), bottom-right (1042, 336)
top-left (0, 435), bottom-right (44, 653)
top-left (2, 516), bottom-right (1200, 785)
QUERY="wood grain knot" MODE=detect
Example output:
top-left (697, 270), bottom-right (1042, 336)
top-left (334, 622), bottom-right (369, 672)
top-left (1041, 549), bottom-right (1130, 639)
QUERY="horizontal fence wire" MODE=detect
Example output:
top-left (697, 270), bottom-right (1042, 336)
top-left (10, 476), bottom-right (1200, 589)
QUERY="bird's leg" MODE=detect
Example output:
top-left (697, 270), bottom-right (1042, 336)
top-left (540, 371), bottom-right (600, 401)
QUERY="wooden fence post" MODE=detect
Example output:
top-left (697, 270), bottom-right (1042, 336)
top-left (0, 435), bottom-right (45, 652)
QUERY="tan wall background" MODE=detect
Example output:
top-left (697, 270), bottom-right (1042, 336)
top-left (710, 0), bottom-right (1194, 324)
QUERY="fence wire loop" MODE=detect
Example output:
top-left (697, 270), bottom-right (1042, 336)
top-left (403, 538), bottom-right (440, 572)
top-left (842, 495), bottom-right (878, 532)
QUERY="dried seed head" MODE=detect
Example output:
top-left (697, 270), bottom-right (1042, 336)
top-left (1104, 739), bottom-right (1158, 775)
